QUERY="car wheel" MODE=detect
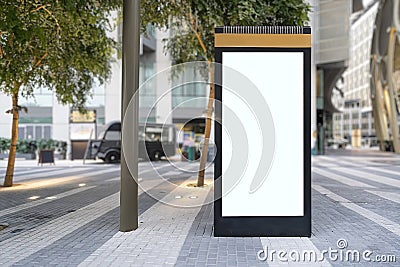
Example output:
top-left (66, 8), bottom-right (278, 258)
top-left (150, 150), bottom-right (162, 161)
top-left (105, 151), bottom-right (120, 163)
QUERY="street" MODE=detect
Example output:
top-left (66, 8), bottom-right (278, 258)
top-left (0, 150), bottom-right (399, 266)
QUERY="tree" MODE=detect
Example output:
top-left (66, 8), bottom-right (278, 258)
top-left (0, 0), bottom-right (122, 186)
top-left (141, 0), bottom-right (310, 186)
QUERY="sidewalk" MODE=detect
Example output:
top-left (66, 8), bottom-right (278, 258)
top-left (0, 150), bottom-right (399, 266)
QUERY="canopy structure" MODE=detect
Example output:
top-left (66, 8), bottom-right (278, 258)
top-left (370, 0), bottom-right (400, 152)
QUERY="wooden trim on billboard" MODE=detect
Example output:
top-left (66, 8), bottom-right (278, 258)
top-left (215, 34), bottom-right (311, 48)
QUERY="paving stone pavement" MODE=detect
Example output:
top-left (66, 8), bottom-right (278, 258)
top-left (175, 191), bottom-right (265, 267)
top-left (0, 149), bottom-right (399, 266)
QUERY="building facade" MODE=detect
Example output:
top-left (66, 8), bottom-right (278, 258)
top-left (0, 21), bottom-right (209, 159)
top-left (331, 1), bottom-right (379, 146)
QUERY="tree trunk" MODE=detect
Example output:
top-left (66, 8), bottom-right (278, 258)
top-left (197, 63), bottom-right (214, 187)
top-left (4, 94), bottom-right (19, 187)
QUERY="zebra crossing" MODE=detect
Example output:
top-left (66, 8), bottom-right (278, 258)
top-left (245, 153), bottom-right (400, 266)
top-left (0, 186), bottom-right (96, 217)
top-left (335, 167), bottom-right (400, 188)
top-left (0, 160), bottom-right (212, 213)
top-left (0, 159), bottom-right (215, 266)
top-left (312, 154), bottom-right (400, 236)
top-left (0, 160), bottom-right (207, 182)
top-left (313, 184), bottom-right (400, 237)
top-left (313, 155), bottom-right (400, 185)
top-left (0, 152), bottom-right (398, 266)
top-left (313, 167), bottom-right (375, 188)
top-left (365, 190), bottom-right (400, 204)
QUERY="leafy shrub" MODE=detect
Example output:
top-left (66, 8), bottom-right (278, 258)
top-left (0, 138), bottom-right (10, 153)
top-left (0, 138), bottom-right (67, 154)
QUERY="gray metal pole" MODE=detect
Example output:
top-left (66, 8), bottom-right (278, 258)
top-left (120, 0), bottom-right (139, 232)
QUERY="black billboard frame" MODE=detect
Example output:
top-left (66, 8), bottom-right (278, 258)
top-left (214, 29), bottom-right (311, 237)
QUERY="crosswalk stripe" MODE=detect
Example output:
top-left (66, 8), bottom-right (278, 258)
top-left (13, 168), bottom-right (62, 176)
top-left (0, 164), bottom-right (185, 265)
top-left (340, 156), bottom-right (394, 167)
top-left (316, 156), bottom-right (390, 168)
top-left (0, 186), bottom-right (96, 217)
top-left (316, 156), bottom-right (359, 167)
top-left (313, 185), bottom-right (400, 237)
top-left (364, 166), bottom-right (400, 177)
top-left (313, 163), bottom-right (338, 168)
top-left (335, 167), bottom-right (400, 188)
top-left (56, 168), bottom-right (119, 180)
top-left (105, 177), bottom-right (120, 182)
top-left (82, 168), bottom-right (119, 178)
top-left (13, 168), bottom-right (90, 181)
top-left (365, 190), bottom-right (400, 204)
top-left (323, 157), bottom-right (364, 167)
top-left (163, 170), bottom-right (184, 176)
top-left (105, 163), bottom-right (205, 182)
top-left (3, 168), bottom-right (120, 189)
top-left (138, 164), bottom-right (172, 175)
top-left (313, 168), bottom-right (375, 188)
top-left (139, 162), bottom-right (201, 175)
top-left (311, 156), bottom-right (320, 162)
top-left (0, 193), bottom-right (120, 266)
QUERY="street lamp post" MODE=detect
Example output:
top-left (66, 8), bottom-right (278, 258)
top-left (120, 0), bottom-right (140, 232)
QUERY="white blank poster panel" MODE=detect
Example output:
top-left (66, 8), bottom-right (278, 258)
top-left (222, 52), bottom-right (304, 217)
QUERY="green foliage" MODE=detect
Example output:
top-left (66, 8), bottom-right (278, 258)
top-left (0, 138), bottom-right (35, 154)
top-left (0, 138), bottom-right (10, 153)
top-left (0, 138), bottom-right (67, 154)
top-left (36, 139), bottom-right (66, 151)
top-left (0, 0), bottom-right (122, 110)
top-left (141, 0), bottom-right (311, 63)
top-left (16, 139), bottom-right (36, 154)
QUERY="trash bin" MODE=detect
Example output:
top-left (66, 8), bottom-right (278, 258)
top-left (188, 146), bottom-right (195, 161)
top-left (207, 145), bottom-right (215, 162)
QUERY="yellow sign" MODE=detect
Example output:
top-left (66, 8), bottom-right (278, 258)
top-left (215, 34), bottom-right (311, 48)
top-left (70, 110), bottom-right (96, 123)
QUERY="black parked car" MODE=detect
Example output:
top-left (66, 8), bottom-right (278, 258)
top-left (88, 121), bottom-right (176, 163)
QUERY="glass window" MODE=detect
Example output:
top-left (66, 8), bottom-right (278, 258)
top-left (93, 84), bottom-right (105, 95)
top-left (35, 126), bottom-right (42, 140)
top-left (18, 127), bottom-right (25, 140)
top-left (139, 63), bottom-right (156, 108)
top-left (161, 126), bottom-right (174, 143)
top-left (138, 126), bottom-right (145, 142)
top-left (86, 95), bottom-right (105, 107)
top-left (44, 126), bottom-right (51, 139)
top-left (26, 126), bottom-right (34, 140)
top-left (105, 131), bottom-right (121, 141)
top-left (118, 24), bottom-right (122, 43)
top-left (19, 87), bottom-right (53, 107)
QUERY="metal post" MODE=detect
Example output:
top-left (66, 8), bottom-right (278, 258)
top-left (386, 27), bottom-right (400, 153)
top-left (120, 0), bottom-right (140, 231)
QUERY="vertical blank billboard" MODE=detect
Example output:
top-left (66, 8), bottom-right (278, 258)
top-left (214, 26), bottom-right (311, 237)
